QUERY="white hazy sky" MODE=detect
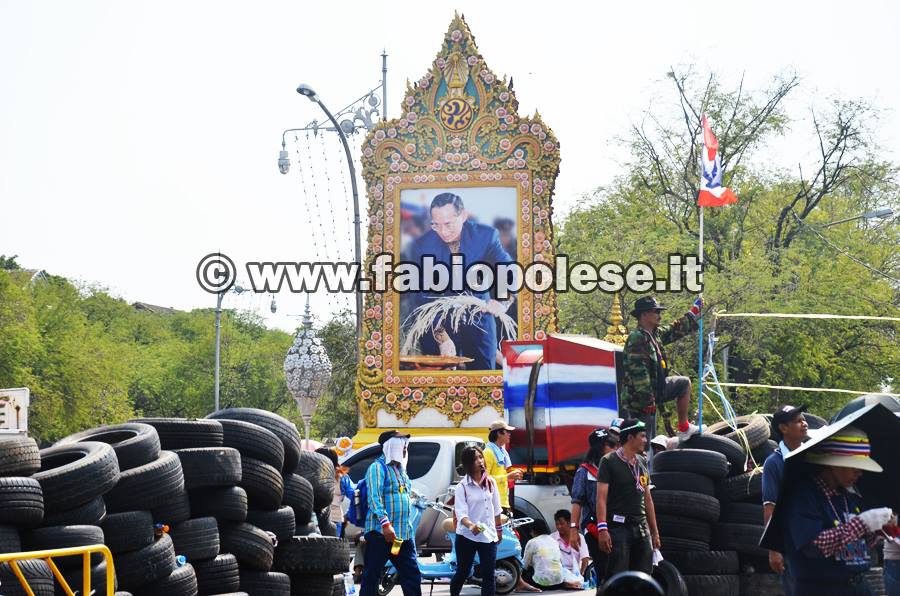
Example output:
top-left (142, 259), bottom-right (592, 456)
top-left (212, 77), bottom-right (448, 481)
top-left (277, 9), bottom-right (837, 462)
top-left (3, 1), bottom-right (899, 332)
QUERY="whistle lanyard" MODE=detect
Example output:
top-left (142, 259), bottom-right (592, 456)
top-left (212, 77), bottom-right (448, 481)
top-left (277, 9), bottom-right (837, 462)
top-left (823, 491), bottom-right (851, 528)
top-left (388, 464), bottom-right (408, 494)
top-left (640, 329), bottom-right (666, 369)
top-left (615, 448), bottom-right (644, 493)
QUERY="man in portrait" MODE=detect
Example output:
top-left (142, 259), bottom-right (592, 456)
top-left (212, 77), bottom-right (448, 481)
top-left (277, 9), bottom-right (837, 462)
top-left (407, 192), bottom-right (516, 370)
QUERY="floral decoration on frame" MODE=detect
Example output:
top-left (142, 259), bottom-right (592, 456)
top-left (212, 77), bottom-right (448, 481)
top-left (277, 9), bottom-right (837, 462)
top-left (356, 14), bottom-right (560, 428)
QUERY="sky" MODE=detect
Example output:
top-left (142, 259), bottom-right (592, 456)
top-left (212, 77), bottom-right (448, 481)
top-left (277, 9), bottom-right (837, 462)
top-left (2, 1), bottom-right (899, 333)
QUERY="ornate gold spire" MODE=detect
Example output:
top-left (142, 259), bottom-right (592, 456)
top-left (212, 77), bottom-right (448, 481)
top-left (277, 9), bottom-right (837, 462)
top-left (603, 293), bottom-right (628, 345)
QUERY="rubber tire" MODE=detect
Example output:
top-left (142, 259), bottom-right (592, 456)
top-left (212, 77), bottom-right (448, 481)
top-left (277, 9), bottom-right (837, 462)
top-left (23, 524), bottom-right (105, 567)
top-left (43, 495), bottom-right (106, 527)
top-left (705, 415), bottom-right (770, 450)
top-left (273, 536), bottom-right (351, 574)
top-left (0, 476), bottom-right (44, 526)
top-left (751, 439), bottom-right (777, 464)
top-left (294, 451), bottom-right (335, 511)
top-left (56, 423), bottom-right (160, 471)
top-left (316, 512), bottom-right (337, 537)
top-left (102, 510), bottom-right (156, 554)
top-left (494, 558), bottom-right (521, 595)
top-left (711, 522), bottom-right (767, 558)
top-left (131, 418), bottom-right (224, 450)
top-left (206, 408), bottom-right (301, 472)
top-left (651, 559), bottom-right (688, 596)
top-left (293, 521), bottom-right (316, 537)
top-left (240, 457), bottom-right (284, 510)
top-left (282, 474), bottom-right (314, 524)
top-left (656, 514), bottom-right (711, 543)
top-left (716, 470), bottom-right (763, 503)
top-left (190, 486), bottom-right (248, 522)
top-left (105, 451), bottom-right (185, 513)
top-left (219, 521), bottom-right (275, 571)
top-left (246, 507), bottom-right (296, 542)
top-left (34, 442), bottom-right (119, 512)
top-left (720, 502), bottom-right (764, 525)
top-left (651, 449), bottom-right (729, 480)
top-left (650, 490), bottom-right (720, 523)
top-left (54, 561), bottom-right (116, 596)
top-left (0, 560), bottom-right (54, 596)
top-left (170, 516), bottom-right (220, 560)
top-left (151, 488), bottom-right (192, 525)
top-left (681, 574), bottom-right (739, 596)
top-left (290, 573), bottom-right (337, 596)
top-left (659, 536), bottom-right (711, 554)
top-left (0, 524), bottom-right (21, 554)
top-left (217, 419), bottom-right (285, 471)
top-left (0, 435), bottom-right (41, 476)
top-left (194, 554), bottom-right (240, 595)
top-left (239, 570), bottom-right (291, 596)
top-left (650, 472), bottom-right (715, 497)
top-left (133, 563), bottom-right (198, 596)
top-left (664, 550), bottom-right (739, 575)
top-left (679, 433), bottom-right (747, 476)
top-left (174, 447), bottom-right (242, 489)
top-left (116, 533), bottom-right (177, 590)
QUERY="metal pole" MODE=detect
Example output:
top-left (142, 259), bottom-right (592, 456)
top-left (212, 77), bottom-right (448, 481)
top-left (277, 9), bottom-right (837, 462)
top-left (214, 291), bottom-right (224, 413)
top-left (381, 51), bottom-right (388, 121)
top-left (697, 207), bottom-right (704, 429)
top-left (314, 98), bottom-right (363, 347)
top-left (304, 418), bottom-right (311, 452)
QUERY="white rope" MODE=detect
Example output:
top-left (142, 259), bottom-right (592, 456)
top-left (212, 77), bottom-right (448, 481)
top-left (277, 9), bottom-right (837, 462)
top-left (716, 381), bottom-right (899, 397)
top-left (716, 312), bottom-right (900, 322)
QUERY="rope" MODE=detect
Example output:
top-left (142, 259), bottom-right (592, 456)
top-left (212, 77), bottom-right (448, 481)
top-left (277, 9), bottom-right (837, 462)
top-left (716, 312), bottom-right (900, 322)
top-left (716, 382), bottom-right (898, 397)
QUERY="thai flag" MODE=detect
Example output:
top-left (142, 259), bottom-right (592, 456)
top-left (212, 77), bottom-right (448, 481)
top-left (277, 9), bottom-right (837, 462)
top-left (697, 115), bottom-right (739, 207)
top-left (502, 335), bottom-right (620, 466)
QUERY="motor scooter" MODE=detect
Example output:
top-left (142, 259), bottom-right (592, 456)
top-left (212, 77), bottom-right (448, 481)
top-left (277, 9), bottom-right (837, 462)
top-left (377, 491), bottom-right (532, 596)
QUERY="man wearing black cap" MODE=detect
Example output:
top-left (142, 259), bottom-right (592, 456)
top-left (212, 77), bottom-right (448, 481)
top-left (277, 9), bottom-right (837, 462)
top-left (360, 430), bottom-right (420, 596)
top-left (621, 295), bottom-right (702, 443)
top-left (762, 405), bottom-right (809, 595)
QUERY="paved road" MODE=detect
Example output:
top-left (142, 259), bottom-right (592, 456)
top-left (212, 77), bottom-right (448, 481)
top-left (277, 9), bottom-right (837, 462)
top-left (384, 584), bottom-right (594, 595)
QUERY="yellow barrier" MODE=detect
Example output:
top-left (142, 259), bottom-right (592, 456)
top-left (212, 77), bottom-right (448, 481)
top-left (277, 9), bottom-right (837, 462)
top-left (0, 544), bottom-right (115, 596)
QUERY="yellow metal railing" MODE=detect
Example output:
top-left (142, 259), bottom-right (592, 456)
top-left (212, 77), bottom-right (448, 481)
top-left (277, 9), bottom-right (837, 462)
top-left (0, 544), bottom-right (115, 596)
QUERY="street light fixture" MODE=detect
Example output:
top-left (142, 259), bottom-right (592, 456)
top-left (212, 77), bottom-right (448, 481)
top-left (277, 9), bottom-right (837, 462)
top-left (820, 207), bottom-right (894, 228)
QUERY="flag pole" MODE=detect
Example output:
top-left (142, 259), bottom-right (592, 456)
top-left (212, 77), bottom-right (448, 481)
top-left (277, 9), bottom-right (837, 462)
top-left (697, 203), bottom-right (705, 429)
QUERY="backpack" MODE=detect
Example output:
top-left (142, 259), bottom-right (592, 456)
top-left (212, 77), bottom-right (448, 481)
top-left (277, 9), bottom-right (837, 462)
top-left (347, 459), bottom-right (387, 527)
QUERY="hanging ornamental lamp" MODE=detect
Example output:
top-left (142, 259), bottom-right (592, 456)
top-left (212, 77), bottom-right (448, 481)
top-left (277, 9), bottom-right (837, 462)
top-left (284, 297), bottom-right (332, 448)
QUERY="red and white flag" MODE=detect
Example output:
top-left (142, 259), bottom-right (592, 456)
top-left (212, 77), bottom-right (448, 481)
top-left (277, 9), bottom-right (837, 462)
top-left (697, 115), bottom-right (738, 207)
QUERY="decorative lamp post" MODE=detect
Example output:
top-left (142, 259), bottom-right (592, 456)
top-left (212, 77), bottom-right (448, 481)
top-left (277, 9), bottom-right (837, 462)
top-left (284, 298), bottom-right (332, 450)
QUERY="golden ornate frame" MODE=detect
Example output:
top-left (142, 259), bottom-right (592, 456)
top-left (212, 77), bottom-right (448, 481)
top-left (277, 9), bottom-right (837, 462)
top-left (356, 14), bottom-right (560, 428)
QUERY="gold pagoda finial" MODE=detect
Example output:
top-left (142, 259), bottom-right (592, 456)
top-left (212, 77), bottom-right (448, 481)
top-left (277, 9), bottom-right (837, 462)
top-left (603, 293), bottom-right (628, 345)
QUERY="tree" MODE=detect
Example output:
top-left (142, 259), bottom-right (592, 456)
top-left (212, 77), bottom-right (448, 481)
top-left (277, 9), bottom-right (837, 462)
top-left (310, 309), bottom-right (359, 439)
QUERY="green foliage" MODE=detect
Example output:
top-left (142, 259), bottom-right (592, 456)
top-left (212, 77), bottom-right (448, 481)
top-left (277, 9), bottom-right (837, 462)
top-left (310, 309), bottom-right (360, 439)
top-left (558, 70), bottom-right (899, 421)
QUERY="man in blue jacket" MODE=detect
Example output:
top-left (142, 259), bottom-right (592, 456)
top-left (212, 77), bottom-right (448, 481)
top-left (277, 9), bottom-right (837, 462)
top-left (407, 192), bottom-right (515, 370)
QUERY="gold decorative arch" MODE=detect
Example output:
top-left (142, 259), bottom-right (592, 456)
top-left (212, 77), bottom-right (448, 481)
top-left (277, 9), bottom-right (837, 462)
top-left (356, 14), bottom-right (560, 428)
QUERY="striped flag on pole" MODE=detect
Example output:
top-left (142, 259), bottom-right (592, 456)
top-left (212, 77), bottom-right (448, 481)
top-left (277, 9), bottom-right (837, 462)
top-left (697, 115), bottom-right (739, 207)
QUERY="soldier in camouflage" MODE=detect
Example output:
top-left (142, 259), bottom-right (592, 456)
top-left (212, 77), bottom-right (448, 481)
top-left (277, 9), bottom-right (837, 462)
top-left (621, 295), bottom-right (703, 444)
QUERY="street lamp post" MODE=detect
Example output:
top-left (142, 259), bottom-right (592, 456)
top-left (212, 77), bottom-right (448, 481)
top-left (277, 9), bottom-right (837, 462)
top-left (284, 298), bottom-right (333, 450)
top-left (820, 207), bottom-right (894, 228)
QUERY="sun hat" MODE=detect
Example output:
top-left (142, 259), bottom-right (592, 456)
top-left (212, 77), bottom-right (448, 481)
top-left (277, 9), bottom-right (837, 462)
top-left (804, 425), bottom-right (883, 473)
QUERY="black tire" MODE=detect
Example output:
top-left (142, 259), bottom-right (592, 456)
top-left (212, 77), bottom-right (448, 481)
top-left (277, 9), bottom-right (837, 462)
top-left (751, 439), bottom-right (777, 464)
top-left (175, 447), bottom-right (242, 489)
top-left (0, 524), bottom-right (21, 554)
top-left (494, 558), bottom-right (520, 595)
top-left (720, 502), bottom-right (764, 525)
top-left (651, 490), bottom-right (720, 523)
top-left (681, 574), bottom-right (739, 596)
top-left (218, 419), bottom-right (285, 471)
top-left (102, 510), bottom-right (156, 554)
top-left (651, 559), bottom-right (688, 596)
top-left (711, 522), bottom-right (767, 558)
top-left (23, 525), bottom-right (105, 567)
top-left (206, 408), bottom-right (301, 472)
top-left (651, 449), bottom-right (729, 479)
top-left (0, 476), bottom-right (44, 526)
top-left (131, 418), bottom-right (224, 450)
top-left (57, 423), bottom-right (161, 471)
top-left (705, 415), bottom-right (770, 450)
top-left (0, 560), bottom-right (54, 596)
top-left (151, 488), bottom-right (192, 525)
top-left (650, 472), bottom-right (715, 496)
top-left (294, 451), bottom-right (335, 511)
top-left (246, 507), bottom-right (296, 542)
top-left (219, 522), bottom-right (275, 571)
top-left (659, 536), bottom-right (711, 554)
top-left (105, 451), bottom-right (185, 513)
top-left (0, 435), bottom-right (41, 476)
top-left (293, 521), bottom-right (316, 537)
top-left (170, 516), bottom-right (220, 560)
top-left (34, 442), bottom-right (119, 512)
top-left (716, 470), bottom-right (763, 503)
top-left (679, 433), bottom-right (747, 475)
top-left (316, 512), bottom-right (337, 537)
top-left (664, 550), bottom-right (739, 575)
top-left (54, 561), bottom-right (116, 596)
top-left (655, 514), bottom-right (711, 543)
top-left (190, 486), bottom-right (248, 522)
top-left (289, 573), bottom-right (337, 596)
top-left (194, 554), bottom-right (240, 595)
top-left (43, 495), bottom-right (107, 526)
top-left (240, 457), bottom-right (284, 510)
top-left (273, 536), bottom-right (350, 574)
top-left (239, 570), bottom-right (291, 596)
top-left (282, 474), bottom-right (314, 524)
top-left (116, 534), bottom-right (177, 590)
top-left (133, 563), bottom-right (197, 596)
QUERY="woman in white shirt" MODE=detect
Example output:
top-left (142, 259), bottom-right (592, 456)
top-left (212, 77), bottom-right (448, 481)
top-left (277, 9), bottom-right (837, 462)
top-left (451, 446), bottom-right (504, 596)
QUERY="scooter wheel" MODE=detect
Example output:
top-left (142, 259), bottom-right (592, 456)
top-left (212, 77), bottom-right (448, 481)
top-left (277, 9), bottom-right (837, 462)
top-left (494, 558), bottom-right (520, 595)
top-left (377, 569), bottom-right (396, 596)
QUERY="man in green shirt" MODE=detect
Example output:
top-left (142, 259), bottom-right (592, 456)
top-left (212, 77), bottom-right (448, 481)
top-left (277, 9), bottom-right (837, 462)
top-left (595, 419), bottom-right (661, 577)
